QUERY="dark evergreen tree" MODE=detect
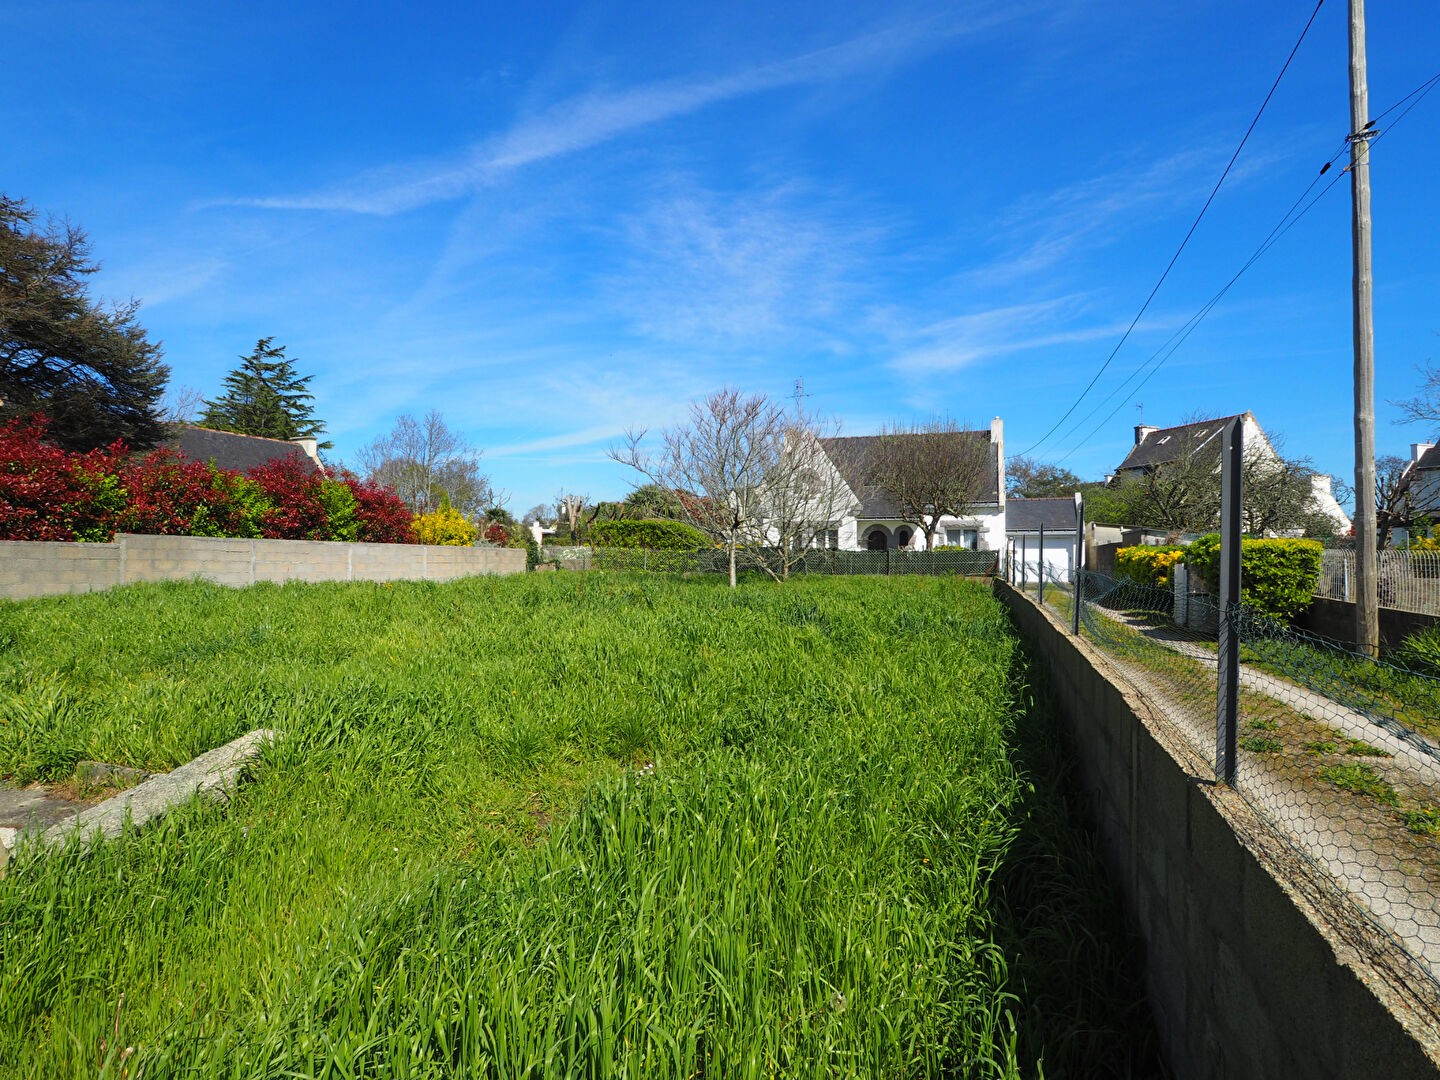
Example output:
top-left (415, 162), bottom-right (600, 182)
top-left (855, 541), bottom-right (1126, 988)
top-left (0, 194), bottom-right (170, 451)
top-left (200, 338), bottom-right (328, 446)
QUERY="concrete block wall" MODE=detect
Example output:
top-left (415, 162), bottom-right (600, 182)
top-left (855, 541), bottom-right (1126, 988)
top-left (0, 535), bottom-right (525, 600)
top-left (1298, 594), bottom-right (1438, 650)
top-left (994, 581), bottom-right (1440, 1079)
top-left (0, 541), bottom-right (122, 597)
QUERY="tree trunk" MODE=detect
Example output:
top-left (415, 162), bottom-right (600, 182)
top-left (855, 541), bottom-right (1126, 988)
top-left (728, 540), bottom-right (737, 589)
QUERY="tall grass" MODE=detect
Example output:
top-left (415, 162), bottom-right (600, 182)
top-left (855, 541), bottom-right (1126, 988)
top-left (0, 574), bottom-right (1150, 1076)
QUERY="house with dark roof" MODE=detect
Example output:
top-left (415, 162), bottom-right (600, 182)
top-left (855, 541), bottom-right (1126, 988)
top-left (1390, 442), bottom-right (1440, 543)
top-left (1005, 496), bottom-right (1080, 582)
top-left (165, 425), bottom-right (324, 475)
top-left (1406, 442), bottom-right (1440, 506)
top-left (1112, 413), bottom-right (1351, 535)
top-left (816, 418), bottom-right (1006, 552)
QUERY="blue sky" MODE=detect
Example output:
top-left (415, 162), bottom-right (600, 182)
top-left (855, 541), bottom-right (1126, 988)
top-left (4, 2), bottom-right (1438, 513)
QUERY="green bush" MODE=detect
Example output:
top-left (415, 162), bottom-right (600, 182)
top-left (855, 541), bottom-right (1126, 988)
top-left (1113, 546), bottom-right (1186, 588)
top-left (589, 518), bottom-right (711, 551)
top-left (1393, 624), bottom-right (1440, 678)
top-left (1185, 534), bottom-right (1321, 623)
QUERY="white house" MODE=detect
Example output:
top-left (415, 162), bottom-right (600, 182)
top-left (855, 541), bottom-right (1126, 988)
top-left (815, 418), bottom-right (1006, 552)
top-left (1113, 413), bottom-right (1352, 535)
top-left (1006, 496), bottom-right (1081, 583)
top-left (1406, 442), bottom-right (1440, 515)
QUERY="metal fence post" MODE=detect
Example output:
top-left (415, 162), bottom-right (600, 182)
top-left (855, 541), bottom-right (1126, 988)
top-left (1020, 536), bottom-right (1027, 590)
top-left (1072, 491), bottom-right (1084, 635)
top-left (1216, 416), bottom-right (1244, 785)
top-left (1038, 523), bottom-right (1046, 604)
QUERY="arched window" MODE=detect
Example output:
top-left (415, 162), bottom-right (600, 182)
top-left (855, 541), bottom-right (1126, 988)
top-left (865, 528), bottom-right (888, 551)
top-left (895, 527), bottom-right (912, 549)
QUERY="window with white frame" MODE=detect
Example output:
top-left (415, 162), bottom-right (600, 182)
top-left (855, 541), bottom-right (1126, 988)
top-left (812, 528), bottom-right (839, 549)
top-left (945, 527), bottom-right (979, 549)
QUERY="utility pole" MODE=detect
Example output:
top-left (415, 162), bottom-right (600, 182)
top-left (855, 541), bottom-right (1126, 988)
top-left (1349, 0), bottom-right (1379, 657)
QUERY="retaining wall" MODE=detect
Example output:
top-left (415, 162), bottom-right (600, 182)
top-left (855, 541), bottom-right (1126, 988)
top-left (0, 534), bottom-right (525, 599)
top-left (994, 580), bottom-right (1439, 1079)
top-left (1299, 594), bottom-right (1439, 650)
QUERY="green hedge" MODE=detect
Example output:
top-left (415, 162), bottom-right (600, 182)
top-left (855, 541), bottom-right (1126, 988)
top-left (1185, 534), bottom-right (1321, 624)
top-left (588, 518), bottom-right (712, 550)
top-left (1113, 546), bottom-right (1186, 588)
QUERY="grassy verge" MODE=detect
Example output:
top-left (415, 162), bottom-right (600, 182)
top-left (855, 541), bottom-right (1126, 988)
top-left (0, 574), bottom-right (1151, 1077)
top-left (1079, 603), bottom-right (1440, 842)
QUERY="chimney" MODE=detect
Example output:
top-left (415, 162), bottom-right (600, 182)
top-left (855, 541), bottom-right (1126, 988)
top-left (990, 417), bottom-right (1005, 508)
top-left (1134, 424), bottom-right (1158, 446)
top-left (290, 437), bottom-right (321, 467)
top-left (1311, 474), bottom-right (1333, 498)
top-left (1412, 443), bottom-right (1434, 464)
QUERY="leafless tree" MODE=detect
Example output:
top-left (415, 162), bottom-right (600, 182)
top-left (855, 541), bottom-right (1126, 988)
top-left (756, 409), bottom-right (858, 579)
top-left (1109, 421), bottom-right (1337, 537)
top-left (1337, 456), bottom-right (1440, 549)
top-left (522, 504), bottom-right (553, 527)
top-left (555, 491), bottom-right (588, 543)
top-left (611, 389), bottom-right (854, 586)
top-left (857, 419), bottom-right (995, 550)
top-left (160, 384), bottom-right (206, 425)
top-left (355, 410), bottom-right (492, 515)
top-left (1394, 359), bottom-right (1440, 435)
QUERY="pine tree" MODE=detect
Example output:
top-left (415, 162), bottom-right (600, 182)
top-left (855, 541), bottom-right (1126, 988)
top-left (200, 338), bottom-right (328, 446)
top-left (0, 194), bottom-right (170, 451)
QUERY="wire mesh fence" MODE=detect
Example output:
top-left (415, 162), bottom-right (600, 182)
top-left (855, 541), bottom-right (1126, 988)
top-left (1060, 567), bottom-right (1440, 1003)
top-left (1318, 548), bottom-right (1440, 615)
top-left (542, 546), bottom-right (1000, 577)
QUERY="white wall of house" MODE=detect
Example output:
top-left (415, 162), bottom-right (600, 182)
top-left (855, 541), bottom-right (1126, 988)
top-left (842, 506), bottom-right (1005, 552)
top-left (1009, 534), bottom-right (1079, 583)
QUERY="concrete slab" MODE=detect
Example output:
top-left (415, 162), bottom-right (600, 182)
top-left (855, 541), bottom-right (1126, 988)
top-left (0, 783), bottom-right (87, 831)
top-left (0, 730), bottom-right (275, 870)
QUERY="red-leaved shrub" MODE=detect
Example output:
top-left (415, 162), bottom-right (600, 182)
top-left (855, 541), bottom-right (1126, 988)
top-left (0, 415), bottom-right (417, 545)
top-left (0, 417), bottom-right (126, 541)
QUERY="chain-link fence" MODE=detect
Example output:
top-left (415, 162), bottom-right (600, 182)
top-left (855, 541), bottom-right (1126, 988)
top-left (1318, 549), bottom-right (1440, 615)
top-left (542, 546), bottom-right (1000, 577)
top-left (1059, 567), bottom-right (1440, 1004)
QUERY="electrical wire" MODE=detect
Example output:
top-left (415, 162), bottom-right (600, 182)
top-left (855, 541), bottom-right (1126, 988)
top-left (1015, 0), bottom-right (1328, 458)
top-left (1048, 68), bottom-right (1440, 466)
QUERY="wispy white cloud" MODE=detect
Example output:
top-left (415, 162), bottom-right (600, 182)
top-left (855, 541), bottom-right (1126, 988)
top-left (882, 296), bottom-right (1187, 374)
top-left (602, 181), bottom-right (884, 349)
top-left (217, 9), bottom-right (1021, 216)
top-left (883, 296), bottom-right (1094, 373)
top-left (101, 255), bottom-right (227, 308)
top-left (486, 423), bottom-right (623, 458)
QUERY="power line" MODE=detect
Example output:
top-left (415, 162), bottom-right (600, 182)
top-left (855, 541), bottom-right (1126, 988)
top-left (1048, 142), bottom-right (1351, 459)
top-left (1049, 68), bottom-right (1440, 466)
top-left (1016, 0), bottom-right (1327, 458)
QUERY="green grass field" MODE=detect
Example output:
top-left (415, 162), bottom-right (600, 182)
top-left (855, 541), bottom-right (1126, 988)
top-left (0, 574), bottom-right (1154, 1077)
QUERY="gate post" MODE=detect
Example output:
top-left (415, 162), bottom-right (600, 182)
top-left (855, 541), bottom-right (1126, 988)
top-left (1072, 491), bottom-right (1084, 635)
top-left (1038, 523), bottom-right (1046, 603)
top-left (1216, 416), bottom-right (1244, 785)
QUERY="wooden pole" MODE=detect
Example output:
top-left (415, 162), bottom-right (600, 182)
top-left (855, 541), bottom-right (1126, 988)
top-left (1350, 0), bottom-right (1380, 657)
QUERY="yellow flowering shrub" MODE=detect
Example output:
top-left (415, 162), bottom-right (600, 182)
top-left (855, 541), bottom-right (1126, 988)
top-left (411, 505), bottom-right (478, 546)
top-left (1114, 545), bottom-right (1186, 588)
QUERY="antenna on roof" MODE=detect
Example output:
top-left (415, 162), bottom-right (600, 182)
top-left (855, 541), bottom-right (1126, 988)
top-left (792, 377), bottom-right (811, 418)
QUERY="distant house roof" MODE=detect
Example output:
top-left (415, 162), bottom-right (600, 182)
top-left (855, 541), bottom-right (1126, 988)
top-left (1115, 414), bottom-right (1247, 472)
top-left (1006, 497), bottom-right (1078, 533)
top-left (819, 431), bottom-right (1002, 518)
top-left (1414, 444), bottom-right (1440, 472)
top-left (166, 425), bottom-right (321, 474)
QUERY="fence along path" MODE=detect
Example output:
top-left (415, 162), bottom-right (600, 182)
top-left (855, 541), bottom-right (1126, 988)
top-left (542, 546), bottom-right (1000, 577)
top-left (1043, 568), bottom-right (1440, 1009)
top-left (1318, 549), bottom-right (1440, 615)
